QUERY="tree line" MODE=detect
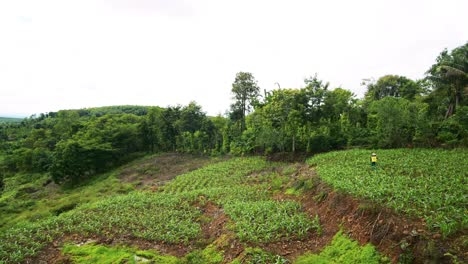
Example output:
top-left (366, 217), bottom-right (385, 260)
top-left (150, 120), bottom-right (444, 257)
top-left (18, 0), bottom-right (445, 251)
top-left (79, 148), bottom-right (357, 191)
top-left (0, 42), bottom-right (466, 185)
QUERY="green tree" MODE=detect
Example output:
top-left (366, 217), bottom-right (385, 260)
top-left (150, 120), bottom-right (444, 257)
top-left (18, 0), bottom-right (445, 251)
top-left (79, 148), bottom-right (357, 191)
top-left (426, 42), bottom-right (467, 118)
top-left (141, 107), bottom-right (163, 153)
top-left (230, 72), bottom-right (260, 132)
top-left (364, 75), bottom-right (422, 102)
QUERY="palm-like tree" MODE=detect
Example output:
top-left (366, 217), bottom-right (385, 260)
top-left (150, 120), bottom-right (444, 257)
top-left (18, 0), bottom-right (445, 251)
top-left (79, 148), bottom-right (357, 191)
top-left (426, 43), bottom-right (467, 118)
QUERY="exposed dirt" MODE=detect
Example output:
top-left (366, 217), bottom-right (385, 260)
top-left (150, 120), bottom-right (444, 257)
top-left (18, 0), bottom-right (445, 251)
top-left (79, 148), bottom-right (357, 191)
top-left (118, 153), bottom-right (221, 188)
top-left (266, 152), bottom-right (310, 163)
top-left (200, 201), bottom-right (229, 242)
top-left (198, 201), bottom-right (245, 263)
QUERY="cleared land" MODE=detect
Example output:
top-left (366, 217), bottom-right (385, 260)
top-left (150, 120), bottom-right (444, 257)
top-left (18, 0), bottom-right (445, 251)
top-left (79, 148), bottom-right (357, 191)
top-left (1, 149), bottom-right (465, 263)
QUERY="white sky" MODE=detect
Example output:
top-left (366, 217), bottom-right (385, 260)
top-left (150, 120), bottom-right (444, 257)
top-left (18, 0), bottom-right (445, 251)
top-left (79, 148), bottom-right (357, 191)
top-left (0, 0), bottom-right (467, 117)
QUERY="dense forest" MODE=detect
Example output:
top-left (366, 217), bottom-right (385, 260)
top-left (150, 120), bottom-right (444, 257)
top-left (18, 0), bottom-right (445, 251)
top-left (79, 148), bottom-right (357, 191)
top-left (0, 42), bottom-right (466, 186)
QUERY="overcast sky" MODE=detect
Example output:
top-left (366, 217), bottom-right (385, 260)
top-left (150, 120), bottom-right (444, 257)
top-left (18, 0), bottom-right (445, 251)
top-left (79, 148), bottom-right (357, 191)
top-left (0, 0), bottom-right (467, 117)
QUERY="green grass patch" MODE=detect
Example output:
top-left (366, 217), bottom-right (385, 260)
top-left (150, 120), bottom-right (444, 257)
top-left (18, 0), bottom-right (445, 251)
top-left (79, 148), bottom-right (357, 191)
top-left (62, 243), bottom-right (179, 264)
top-left (295, 231), bottom-right (388, 264)
top-left (182, 245), bottom-right (223, 264)
top-left (307, 148), bottom-right (468, 237)
top-left (231, 247), bottom-right (288, 264)
top-left (0, 170), bottom-right (134, 231)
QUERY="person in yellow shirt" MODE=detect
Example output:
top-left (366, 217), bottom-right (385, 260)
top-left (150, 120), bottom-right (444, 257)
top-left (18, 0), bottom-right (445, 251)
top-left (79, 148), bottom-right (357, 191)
top-left (370, 153), bottom-right (377, 169)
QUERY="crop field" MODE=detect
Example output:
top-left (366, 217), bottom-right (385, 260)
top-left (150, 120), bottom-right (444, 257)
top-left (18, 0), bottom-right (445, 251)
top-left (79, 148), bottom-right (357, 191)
top-left (0, 155), bottom-right (401, 263)
top-left (162, 158), bottom-right (320, 243)
top-left (307, 148), bottom-right (468, 237)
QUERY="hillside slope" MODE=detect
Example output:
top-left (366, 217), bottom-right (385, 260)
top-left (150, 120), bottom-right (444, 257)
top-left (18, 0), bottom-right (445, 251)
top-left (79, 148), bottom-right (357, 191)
top-left (1, 149), bottom-right (465, 263)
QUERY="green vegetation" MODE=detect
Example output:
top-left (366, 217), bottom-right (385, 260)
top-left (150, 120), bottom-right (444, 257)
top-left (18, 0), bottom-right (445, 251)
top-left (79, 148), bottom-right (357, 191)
top-left (163, 158), bottom-right (318, 242)
top-left (0, 42), bottom-right (465, 263)
top-left (308, 148), bottom-right (468, 236)
top-left (0, 169), bottom-right (133, 231)
top-left (295, 231), bottom-right (387, 264)
top-left (1, 43), bottom-right (466, 187)
top-left (224, 201), bottom-right (316, 242)
top-left (0, 158), bottom-right (318, 263)
top-left (182, 245), bottom-right (224, 264)
top-left (63, 243), bottom-right (224, 264)
top-left (231, 247), bottom-right (288, 264)
top-left (0, 191), bottom-right (201, 263)
top-left (62, 243), bottom-right (179, 264)
top-left (0, 117), bottom-right (23, 123)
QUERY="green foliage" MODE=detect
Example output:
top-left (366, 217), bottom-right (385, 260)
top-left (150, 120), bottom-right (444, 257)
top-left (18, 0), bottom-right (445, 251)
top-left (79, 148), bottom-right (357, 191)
top-left (62, 243), bottom-right (179, 264)
top-left (308, 149), bottom-right (468, 236)
top-left (0, 102), bottom-right (226, 185)
top-left (0, 158), bottom-right (319, 263)
top-left (63, 243), bottom-right (225, 264)
top-left (426, 42), bottom-right (467, 118)
top-left (0, 191), bottom-right (201, 263)
top-left (233, 247), bottom-right (289, 264)
top-left (0, 117), bottom-right (23, 124)
top-left (367, 97), bottom-right (429, 148)
top-left (230, 72), bottom-right (260, 132)
top-left (163, 158), bottom-right (319, 243)
top-left (182, 245), bottom-right (223, 264)
top-left (295, 231), bottom-right (387, 264)
top-left (0, 168), bottom-right (134, 231)
top-left (224, 200), bottom-right (316, 242)
top-left (364, 75), bottom-right (423, 101)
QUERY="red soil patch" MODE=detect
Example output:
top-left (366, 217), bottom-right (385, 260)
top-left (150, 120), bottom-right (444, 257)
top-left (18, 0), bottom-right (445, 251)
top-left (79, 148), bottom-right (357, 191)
top-left (200, 201), bottom-right (228, 242)
top-left (119, 153), bottom-right (220, 188)
top-left (198, 201), bottom-right (245, 263)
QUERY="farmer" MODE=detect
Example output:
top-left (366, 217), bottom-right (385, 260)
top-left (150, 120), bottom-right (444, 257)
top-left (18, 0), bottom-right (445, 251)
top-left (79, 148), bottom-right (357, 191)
top-left (370, 153), bottom-right (377, 169)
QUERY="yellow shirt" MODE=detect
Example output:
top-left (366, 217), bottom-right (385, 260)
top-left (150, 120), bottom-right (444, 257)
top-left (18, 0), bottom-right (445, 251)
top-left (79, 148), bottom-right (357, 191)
top-left (371, 156), bottom-right (377, 162)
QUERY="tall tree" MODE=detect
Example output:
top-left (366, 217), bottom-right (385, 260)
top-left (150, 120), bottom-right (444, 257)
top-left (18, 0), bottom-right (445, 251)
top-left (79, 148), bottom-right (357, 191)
top-left (230, 72), bottom-right (260, 132)
top-left (426, 42), bottom-right (467, 118)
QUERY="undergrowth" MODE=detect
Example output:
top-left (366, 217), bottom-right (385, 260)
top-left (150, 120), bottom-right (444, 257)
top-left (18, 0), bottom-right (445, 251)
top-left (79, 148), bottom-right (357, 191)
top-left (294, 230), bottom-right (388, 264)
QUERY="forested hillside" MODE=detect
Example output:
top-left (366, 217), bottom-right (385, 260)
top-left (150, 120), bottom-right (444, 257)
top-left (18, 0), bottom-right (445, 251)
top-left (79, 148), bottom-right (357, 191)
top-left (0, 117), bottom-right (23, 124)
top-left (0, 43), bottom-right (466, 187)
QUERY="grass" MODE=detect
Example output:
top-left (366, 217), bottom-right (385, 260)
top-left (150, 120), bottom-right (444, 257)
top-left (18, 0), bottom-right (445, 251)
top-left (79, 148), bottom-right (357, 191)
top-left (231, 247), bottom-right (289, 264)
top-left (62, 243), bottom-right (179, 264)
top-left (63, 243), bottom-right (225, 264)
top-left (307, 148), bottom-right (468, 237)
top-left (0, 171), bottom-right (134, 231)
top-left (294, 230), bottom-right (388, 264)
top-left (0, 152), bottom-right (216, 231)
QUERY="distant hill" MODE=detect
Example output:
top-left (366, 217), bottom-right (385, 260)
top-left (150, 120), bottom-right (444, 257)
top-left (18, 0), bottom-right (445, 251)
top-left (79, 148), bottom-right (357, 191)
top-left (0, 117), bottom-right (23, 123)
top-left (49, 105), bottom-right (154, 117)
